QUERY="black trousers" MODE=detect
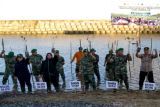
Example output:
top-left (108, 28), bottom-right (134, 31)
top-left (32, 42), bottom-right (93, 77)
top-left (94, 67), bottom-right (100, 82)
top-left (18, 75), bottom-right (32, 93)
top-left (44, 75), bottom-right (59, 92)
top-left (139, 71), bottom-right (154, 90)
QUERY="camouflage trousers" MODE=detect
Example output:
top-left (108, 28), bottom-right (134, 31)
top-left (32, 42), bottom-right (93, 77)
top-left (2, 68), bottom-right (18, 91)
top-left (83, 74), bottom-right (96, 91)
top-left (106, 68), bottom-right (115, 81)
top-left (32, 71), bottom-right (41, 82)
top-left (115, 70), bottom-right (129, 90)
top-left (32, 66), bottom-right (41, 82)
top-left (58, 69), bottom-right (65, 83)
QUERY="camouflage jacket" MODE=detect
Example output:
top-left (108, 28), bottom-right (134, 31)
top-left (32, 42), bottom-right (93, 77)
top-left (114, 55), bottom-right (128, 73)
top-left (4, 55), bottom-right (16, 69)
top-left (105, 54), bottom-right (116, 68)
top-left (80, 55), bottom-right (95, 75)
top-left (29, 54), bottom-right (43, 74)
top-left (56, 56), bottom-right (65, 71)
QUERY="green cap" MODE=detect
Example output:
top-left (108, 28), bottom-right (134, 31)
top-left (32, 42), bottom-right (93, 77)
top-left (117, 48), bottom-right (124, 52)
top-left (90, 48), bottom-right (96, 52)
top-left (83, 49), bottom-right (88, 53)
top-left (8, 52), bottom-right (14, 57)
top-left (31, 49), bottom-right (37, 53)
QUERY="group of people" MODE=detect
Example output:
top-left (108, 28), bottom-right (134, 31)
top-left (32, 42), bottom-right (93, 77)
top-left (0, 49), bottom-right (65, 93)
top-left (0, 45), bottom-right (158, 93)
top-left (104, 47), bottom-right (158, 90)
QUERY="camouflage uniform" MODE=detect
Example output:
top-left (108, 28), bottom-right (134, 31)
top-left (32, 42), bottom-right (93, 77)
top-left (105, 54), bottom-right (116, 81)
top-left (1, 54), bottom-right (18, 91)
top-left (114, 55), bottom-right (129, 90)
top-left (29, 54), bottom-right (43, 81)
top-left (56, 56), bottom-right (66, 88)
top-left (80, 54), bottom-right (96, 91)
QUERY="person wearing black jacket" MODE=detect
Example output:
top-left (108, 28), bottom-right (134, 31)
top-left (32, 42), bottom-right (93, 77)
top-left (40, 53), bottom-right (60, 92)
top-left (14, 54), bottom-right (32, 93)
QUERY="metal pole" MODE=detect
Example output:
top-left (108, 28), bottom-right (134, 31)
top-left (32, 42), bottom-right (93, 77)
top-left (79, 39), bottom-right (82, 47)
top-left (128, 41), bottom-right (131, 82)
top-left (22, 37), bottom-right (35, 89)
top-left (70, 42), bottom-right (74, 80)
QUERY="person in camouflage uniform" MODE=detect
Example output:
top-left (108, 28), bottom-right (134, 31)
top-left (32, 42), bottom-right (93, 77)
top-left (54, 50), bottom-right (66, 89)
top-left (79, 49), bottom-right (96, 91)
top-left (104, 49), bottom-right (116, 81)
top-left (29, 49), bottom-right (43, 82)
top-left (114, 48), bottom-right (132, 90)
top-left (0, 51), bottom-right (18, 91)
top-left (90, 48), bottom-right (101, 87)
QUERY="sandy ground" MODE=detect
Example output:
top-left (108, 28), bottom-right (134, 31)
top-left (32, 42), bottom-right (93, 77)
top-left (1, 90), bottom-right (160, 107)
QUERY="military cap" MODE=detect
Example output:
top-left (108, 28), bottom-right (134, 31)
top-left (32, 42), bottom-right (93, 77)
top-left (8, 51), bottom-right (14, 57)
top-left (90, 48), bottom-right (96, 52)
top-left (117, 48), bottom-right (124, 52)
top-left (31, 49), bottom-right (37, 53)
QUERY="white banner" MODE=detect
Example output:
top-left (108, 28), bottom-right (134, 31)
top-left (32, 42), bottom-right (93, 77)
top-left (106, 81), bottom-right (118, 89)
top-left (35, 82), bottom-right (47, 90)
top-left (111, 0), bottom-right (160, 25)
top-left (69, 81), bottom-right (81, 89)
top-left (0, 85), bottom-right (12, 92)
top-left (143, 82), bottom-right (156, 91)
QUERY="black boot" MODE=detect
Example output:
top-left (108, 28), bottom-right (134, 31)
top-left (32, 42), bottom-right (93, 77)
top-left (21, 87), bottom-right (25, 94)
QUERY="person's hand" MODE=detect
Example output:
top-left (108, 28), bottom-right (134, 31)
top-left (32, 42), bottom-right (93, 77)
top-left (89, 52), bottom-right (94, 57)
top-left (153, 49), bottom-right (157, 52)
top-left (25, 51), bottom-right (29, 58)
top-left (110, 58), bottom-right (114, 63)
top-left (1, 50), bottom-right (5, 54)
top-left (14, 76), bottom-right (17, 80)
top-left (51, 48), bottom-right (55, 53)
top-left (78, 72), bottom-right (82, 75)
top-left (38, 75), bottom-right (42, 79)
top-left (137, 47), bottom-right (141, 52)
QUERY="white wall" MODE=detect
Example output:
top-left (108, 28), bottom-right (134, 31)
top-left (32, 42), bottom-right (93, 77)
top-left (0, 0), bottom-right (113, 20)
top-left (0, 0), bottom-right (159, 20)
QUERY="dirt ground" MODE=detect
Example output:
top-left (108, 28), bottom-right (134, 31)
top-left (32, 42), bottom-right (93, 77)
top-left (0, 90), bottom-right (160, 107)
